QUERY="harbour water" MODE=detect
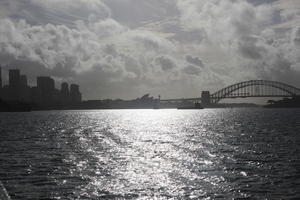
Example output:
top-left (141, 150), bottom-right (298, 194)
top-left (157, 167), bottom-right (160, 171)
top-left (0, 108), bottom-right (299, 199)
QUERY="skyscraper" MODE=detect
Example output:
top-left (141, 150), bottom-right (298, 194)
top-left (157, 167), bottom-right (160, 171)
top-left (70, 84), bottom-right (82, 102)
top-left (20, 75), bottom-right (27, 87)
top-left (61, 82), bottom-right (69, 95)
top-left (0, 65), bottom-right (2, 89)
top-left (0, 66), bottom-right (2, 99)
top-left (9, 69), bottom-right (20, 87)
top-left (9, 69), bottom-right (21, 101)
top-left (20, 75), bottom-right (30, 102)
top-left (37, 76), bottom-right (55, 103)
top-left (61, 82), bottom-right (70, 103)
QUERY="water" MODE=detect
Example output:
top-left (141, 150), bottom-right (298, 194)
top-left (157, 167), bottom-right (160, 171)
top-left (0, 108), bottom-right (299, 199)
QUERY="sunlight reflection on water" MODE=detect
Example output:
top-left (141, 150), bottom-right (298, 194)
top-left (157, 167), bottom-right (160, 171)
top-left (0, 109), bottom-right (300, 199)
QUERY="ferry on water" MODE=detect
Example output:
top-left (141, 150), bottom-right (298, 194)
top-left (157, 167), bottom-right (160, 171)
top-left (177, 102), bottom-right (204, 109)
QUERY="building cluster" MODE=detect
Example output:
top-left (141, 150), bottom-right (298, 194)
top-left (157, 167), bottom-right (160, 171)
top-left (0, 67), bottom-right (82, 104)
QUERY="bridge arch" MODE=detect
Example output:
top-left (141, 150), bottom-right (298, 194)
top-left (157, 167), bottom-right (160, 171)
top-left (210, 80), bottom-right (300, 104)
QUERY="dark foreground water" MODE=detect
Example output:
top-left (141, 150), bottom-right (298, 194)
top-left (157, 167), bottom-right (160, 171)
top-left (0, 108), bottom-right (299, 199)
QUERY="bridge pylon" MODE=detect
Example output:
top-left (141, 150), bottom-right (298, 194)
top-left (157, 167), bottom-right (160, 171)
top-left (201, 91), bottom-right (211, 107)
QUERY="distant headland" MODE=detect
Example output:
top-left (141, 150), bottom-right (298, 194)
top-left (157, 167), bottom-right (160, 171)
top-left (265, 97), bottom-right (300, 108)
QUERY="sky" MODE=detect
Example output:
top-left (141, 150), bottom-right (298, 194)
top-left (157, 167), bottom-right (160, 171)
top-left (0, 0), bottom-right (300, 100)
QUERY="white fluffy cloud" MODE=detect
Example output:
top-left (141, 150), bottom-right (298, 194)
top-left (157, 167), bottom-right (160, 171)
top-left (176, 0), bottom-right (300, 84)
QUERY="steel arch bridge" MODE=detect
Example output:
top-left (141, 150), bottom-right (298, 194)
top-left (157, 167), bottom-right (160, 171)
top-left (210, 80), bottom-right (300, 104)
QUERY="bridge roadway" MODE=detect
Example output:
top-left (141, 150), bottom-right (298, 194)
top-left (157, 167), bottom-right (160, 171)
top-left (160, 95), bottom-right (293, 102)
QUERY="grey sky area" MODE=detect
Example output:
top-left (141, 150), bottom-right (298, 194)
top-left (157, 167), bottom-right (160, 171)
top-left (0, 0), bottom-right (300, 100)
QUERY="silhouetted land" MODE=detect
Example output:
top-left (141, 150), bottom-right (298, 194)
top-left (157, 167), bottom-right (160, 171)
top-left (265, 97), bottom-right (300, 108)
top-left (0, 94), bottom-right (159, 111)
top-left (206, 103), bottom-right (260, 108)
top-left (0, 100), bottom-right (31, 112)
top-left (76, 94), bottom-right (159, 109)
top-left (0, 94), bottom-right (260, 111)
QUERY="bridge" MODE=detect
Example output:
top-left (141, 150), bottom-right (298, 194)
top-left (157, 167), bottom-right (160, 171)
top-left (160, 80), bottom-right (300, 106)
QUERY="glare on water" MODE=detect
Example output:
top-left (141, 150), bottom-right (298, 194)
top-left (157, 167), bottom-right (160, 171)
top-left (0, 109), bottom-right (299, 199)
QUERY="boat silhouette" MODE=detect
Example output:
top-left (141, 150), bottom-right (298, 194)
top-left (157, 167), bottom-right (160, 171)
top-left (177, 102), bottom-right (204, 109)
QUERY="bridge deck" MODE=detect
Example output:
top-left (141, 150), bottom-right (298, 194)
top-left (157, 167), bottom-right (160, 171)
top-left (161, 95), bottom-right (295, 102)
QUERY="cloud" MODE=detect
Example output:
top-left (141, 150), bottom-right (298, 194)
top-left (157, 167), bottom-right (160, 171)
top-left (155, 56), bottom-right (176, 71)
top-left (237, 36), bottom-right (268, 60)
top-left (176, 0), bottom-right (300, 86)
top-left (185, 55), bottom-right (204, 67)
top-left (102, 0), bottom-right (178, 27)
top-left (293, 26), bottom-right (300, 47)
top-left (177, 0), bottom-right (275, 44)
top-left (0, 0), bottom-right (111, 26)
top-left (182, 65), bottom-right (201, 75)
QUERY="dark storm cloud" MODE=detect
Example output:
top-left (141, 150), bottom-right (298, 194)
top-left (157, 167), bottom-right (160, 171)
top-left (239, 45), bottom-right (264, 60)
top-left (237, 36), bottom-right (268, 60)
top-left (293, 27), bottom-right (300, 46)
top-left (246, 0), bottom-right (278, 6)
top-left (155, 56), bottom-right (176, 71)
top-left (185, 55), bottom-right (205, 67)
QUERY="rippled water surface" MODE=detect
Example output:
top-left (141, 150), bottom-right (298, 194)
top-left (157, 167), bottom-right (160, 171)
top-left (0, 108), bottom-right (300, 199)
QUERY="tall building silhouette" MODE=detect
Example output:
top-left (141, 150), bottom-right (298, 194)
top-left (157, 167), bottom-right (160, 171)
top-left (20, 75), bottom-right (27, 87)
top-left (37, 76), bottom-right (55, 103)
top-left (61, 82), bottom-right (70, 102)
top-left (20, 75), bottom-right (30, 102)
top-left (0, 65), bottom-right (2, 89)
top-left (61, 82), bottom-right (69, 95)
top-left (9, 69), bottom-right (21, 101)
top-left (0, 66), bottom-right (2, 99)
top-left (70, 84), bottom-right (82, 102)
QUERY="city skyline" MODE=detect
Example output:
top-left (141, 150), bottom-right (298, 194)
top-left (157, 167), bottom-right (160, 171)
top-left (0, 66), bottom-right (82, 104)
